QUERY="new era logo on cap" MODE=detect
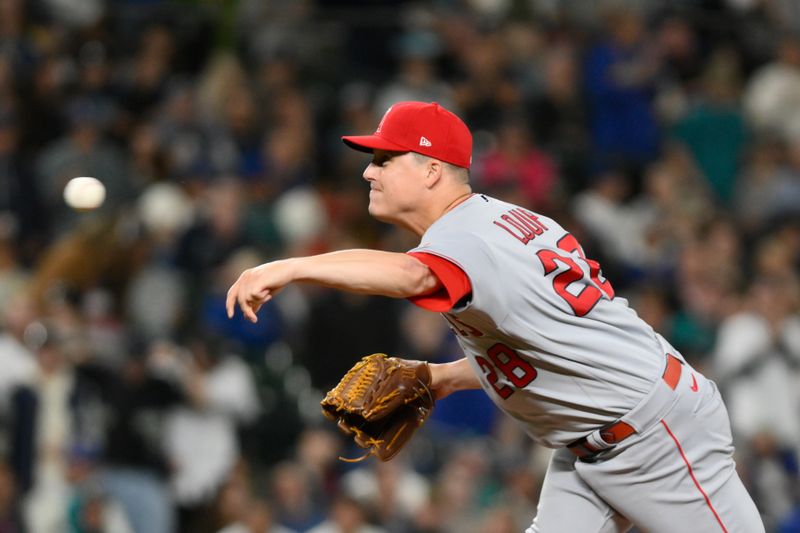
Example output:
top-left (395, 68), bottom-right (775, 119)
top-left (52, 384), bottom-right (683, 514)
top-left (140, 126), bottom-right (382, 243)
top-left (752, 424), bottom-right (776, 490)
top-left (341, 102), bottom-right (473, 169)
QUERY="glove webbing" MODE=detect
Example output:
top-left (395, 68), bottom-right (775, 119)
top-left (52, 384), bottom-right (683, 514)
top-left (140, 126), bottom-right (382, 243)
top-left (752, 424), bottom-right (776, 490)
top-left (337, 376), bottom-right (433, 463)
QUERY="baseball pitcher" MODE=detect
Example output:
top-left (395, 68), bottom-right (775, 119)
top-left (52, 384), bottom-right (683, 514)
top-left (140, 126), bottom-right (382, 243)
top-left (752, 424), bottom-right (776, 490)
top-left (226, 101), bottom-right (764, 532)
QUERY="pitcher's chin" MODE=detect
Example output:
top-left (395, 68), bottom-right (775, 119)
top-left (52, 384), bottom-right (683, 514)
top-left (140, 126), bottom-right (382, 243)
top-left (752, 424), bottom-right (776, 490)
top-left (367, 205), bottom-right (394, 225)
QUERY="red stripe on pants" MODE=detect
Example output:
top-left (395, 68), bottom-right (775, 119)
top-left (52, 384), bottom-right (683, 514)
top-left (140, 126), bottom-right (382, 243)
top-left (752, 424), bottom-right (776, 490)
top-left (660, 420), bottom-right (729, 533)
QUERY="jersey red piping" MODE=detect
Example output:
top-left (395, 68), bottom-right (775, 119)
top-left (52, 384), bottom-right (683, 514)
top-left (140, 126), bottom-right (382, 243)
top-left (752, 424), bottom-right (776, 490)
top-left (443, 192), bottom-right (477, 214)
top-left (660, 420), bottom-right (729, 533)
top-left (406, 252), bottom-right (472, 312)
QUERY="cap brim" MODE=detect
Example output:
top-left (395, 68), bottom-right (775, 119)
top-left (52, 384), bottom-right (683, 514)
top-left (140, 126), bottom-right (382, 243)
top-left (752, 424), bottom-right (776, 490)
top-left (341, 134), bottom-right (410, 154)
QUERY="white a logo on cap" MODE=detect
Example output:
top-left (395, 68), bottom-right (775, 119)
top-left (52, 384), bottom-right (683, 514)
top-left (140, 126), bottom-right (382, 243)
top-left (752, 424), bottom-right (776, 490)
top-left (419, 136), bottom-right (432, 147)
top-left (376, 106), bottom-right (393, 133)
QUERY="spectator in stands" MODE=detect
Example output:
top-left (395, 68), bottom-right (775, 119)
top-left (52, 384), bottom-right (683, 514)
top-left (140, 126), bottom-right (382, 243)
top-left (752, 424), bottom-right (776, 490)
top-left (584, 7), bottom-right (661, 169)
top-left (672, 47), bottom-right (749, 203)
top-left (744, 34), bottom-right (800, 140)
top-left (474, 117), bottom-right (558, 211)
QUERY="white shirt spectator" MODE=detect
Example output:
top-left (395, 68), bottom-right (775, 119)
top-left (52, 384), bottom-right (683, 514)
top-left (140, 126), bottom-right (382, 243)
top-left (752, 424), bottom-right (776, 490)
top-left (713, 312), bottom-right (800, 451)
top-left (341, 462), bottom-right (430, 519)
top-left (744, 62), bottom-right (800, 139)
top-left (572, 182), bottom-right (650, 269)
top-left (165, 354), bottom-right (260, 505)
top-left (0, 333), bottom-right (37, 412)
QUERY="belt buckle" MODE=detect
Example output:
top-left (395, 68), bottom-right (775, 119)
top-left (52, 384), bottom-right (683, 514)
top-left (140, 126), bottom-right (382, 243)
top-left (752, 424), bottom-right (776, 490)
top-left (569, 438), bottom-right (617, 463)
top-left (578, 444), bottom-right (616, 463)
top-left (570, 421), bottom-right (631, 463)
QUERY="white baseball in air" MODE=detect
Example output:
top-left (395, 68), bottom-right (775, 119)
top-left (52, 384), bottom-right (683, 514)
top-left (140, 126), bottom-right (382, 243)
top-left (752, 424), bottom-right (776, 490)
top-left (63, 177), bottom-right (106, 210)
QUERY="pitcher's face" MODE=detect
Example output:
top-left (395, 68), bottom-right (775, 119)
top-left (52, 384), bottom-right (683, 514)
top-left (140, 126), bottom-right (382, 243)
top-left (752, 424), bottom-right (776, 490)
top-left (362, 150), bottom-right (427, 224)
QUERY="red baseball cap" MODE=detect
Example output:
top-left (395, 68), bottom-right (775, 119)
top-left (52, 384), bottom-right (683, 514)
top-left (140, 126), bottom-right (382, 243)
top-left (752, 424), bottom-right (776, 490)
top-left (342, 101), bottom-right (472, 169)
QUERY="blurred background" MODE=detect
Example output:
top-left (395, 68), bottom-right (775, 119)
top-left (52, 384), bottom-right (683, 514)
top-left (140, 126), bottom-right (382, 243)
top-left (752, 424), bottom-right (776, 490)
top-left (0, 0), bottom-right (799, 531)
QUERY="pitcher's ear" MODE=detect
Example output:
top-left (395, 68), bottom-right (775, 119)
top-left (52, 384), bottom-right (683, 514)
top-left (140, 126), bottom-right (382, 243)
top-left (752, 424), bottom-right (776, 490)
top-left (424, 160), bottom-right (443, 188)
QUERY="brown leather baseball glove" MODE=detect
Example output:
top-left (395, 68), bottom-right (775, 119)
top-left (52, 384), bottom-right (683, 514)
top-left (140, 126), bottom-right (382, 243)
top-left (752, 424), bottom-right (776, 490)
top-left (320, 353), bottom-right (434, 462)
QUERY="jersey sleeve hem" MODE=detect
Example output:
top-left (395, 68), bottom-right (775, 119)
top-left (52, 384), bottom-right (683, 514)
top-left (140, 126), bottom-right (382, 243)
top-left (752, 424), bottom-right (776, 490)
top-left (406, 252), bottom-right (472, 312)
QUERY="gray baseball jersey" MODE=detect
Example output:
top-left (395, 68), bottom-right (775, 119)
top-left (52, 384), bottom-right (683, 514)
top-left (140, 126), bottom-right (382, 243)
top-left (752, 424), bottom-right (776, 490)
top-left (410, 193), bottom-right (665, 447)
top-left (410, 194), bottom-right (764, 533)
top-left (408, 194), bottom-right (764, 532)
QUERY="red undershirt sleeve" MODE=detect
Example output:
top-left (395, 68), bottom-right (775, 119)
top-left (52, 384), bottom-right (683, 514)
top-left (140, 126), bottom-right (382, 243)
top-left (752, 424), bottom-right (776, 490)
top-left (406, 252), bottom-right (472, 312)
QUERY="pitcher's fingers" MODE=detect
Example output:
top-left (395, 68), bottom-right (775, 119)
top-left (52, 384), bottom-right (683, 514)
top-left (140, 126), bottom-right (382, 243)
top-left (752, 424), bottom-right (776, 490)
top-left (244, 293), bottom-right (264, 323)
top-left (226, 286), bottom-right (238, 318)
top-left (251, 294), bottom-right (272, 317)
top-left (237, 291), bottom-right (252, 322)
top-left (243, 300), bottom-right (258, 323)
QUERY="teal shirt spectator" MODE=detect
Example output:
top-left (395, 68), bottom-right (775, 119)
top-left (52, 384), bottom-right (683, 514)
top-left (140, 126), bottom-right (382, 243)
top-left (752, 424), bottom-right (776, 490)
top-left (672, 102), bottom-right (749, 204)
top-left (668, 309), bottom-right (718, 365)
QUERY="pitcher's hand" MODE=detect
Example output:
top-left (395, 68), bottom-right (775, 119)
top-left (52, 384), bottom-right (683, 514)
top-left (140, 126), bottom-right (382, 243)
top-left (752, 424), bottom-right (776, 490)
top-left (226, 260), bottom-right (294, 323)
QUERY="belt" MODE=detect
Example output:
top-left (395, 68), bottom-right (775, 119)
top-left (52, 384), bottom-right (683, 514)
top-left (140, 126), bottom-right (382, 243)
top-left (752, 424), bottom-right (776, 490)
top-left (567, 354), bottom-right (683, 462)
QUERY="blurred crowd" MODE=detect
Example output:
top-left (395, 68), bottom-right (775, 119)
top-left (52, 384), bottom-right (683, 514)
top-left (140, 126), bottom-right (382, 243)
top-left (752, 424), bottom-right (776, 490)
top-left (0, 0), bottom-right (799, 532)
